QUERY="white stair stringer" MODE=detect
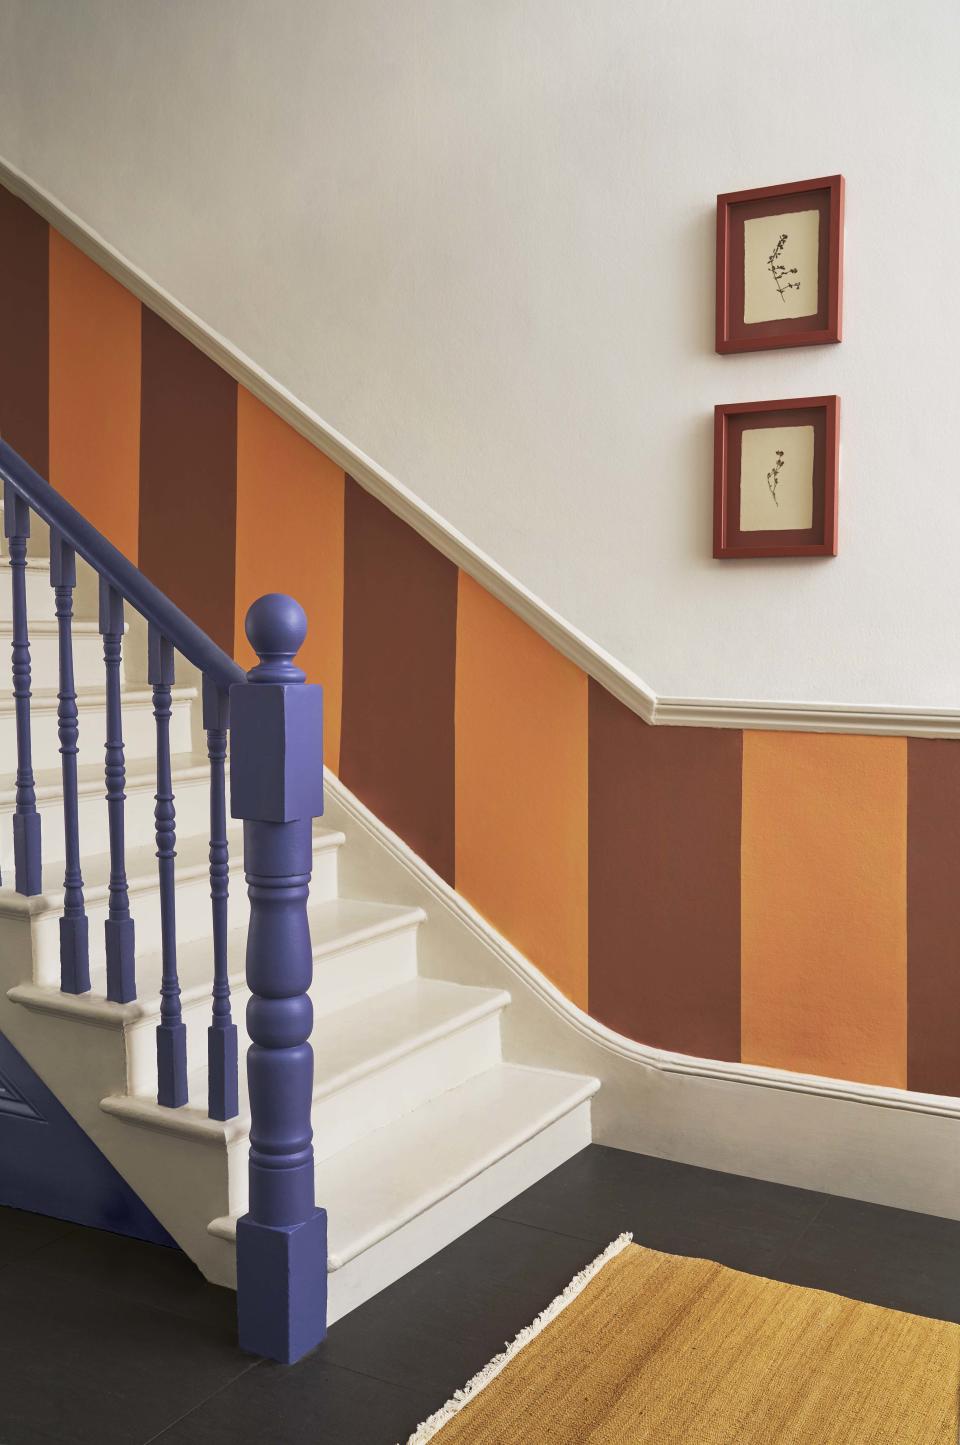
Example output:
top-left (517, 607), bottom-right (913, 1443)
top-left (0, 563), bottom-right (600, 1317)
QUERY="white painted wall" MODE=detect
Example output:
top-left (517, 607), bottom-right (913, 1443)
top-left (1, 0), bottom-right (957, 708)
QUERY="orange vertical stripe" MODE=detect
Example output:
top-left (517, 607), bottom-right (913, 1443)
top-left (235, 388), bottom-right (345, 772)
top-left (741, 731), bottom-right (907, 1086)
top-left (49, 231), bottom-right (141, 560)
top-left (455, 572), bottom-right (589, 1008)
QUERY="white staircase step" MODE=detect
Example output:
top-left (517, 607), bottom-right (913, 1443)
top-left (0, 617), bottom-right (121, 690)
top-left (0, 682), bottom-right (196, 767)
top-left (9, 894), bottom-right (423, 1085)
top-left (101, 977), bottom-right (509, 1172)
top-left (0, 752), bottom-right (211, 871)
top-left (306, 978), bottom-right (508, 1162)
top-left (122, 897), bottom-right (424, 1090)
top-left (1, 824), bottom-right (344, 986)
top-left (210, 1063), bottom-right (599, 1322)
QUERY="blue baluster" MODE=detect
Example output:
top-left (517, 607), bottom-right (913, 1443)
top-left (204, 676), bottom-right (238, 1121)
top-left (100, 580), bottom-right (136, 1002)
top-left (231, 594), bottom-right (326, 1364)
top-left (4, 484), bottom-right (41, 895)
top-left (149, 624), bottom-right (187, 1108)
top-left (50, 531), bottom-right (89, 994)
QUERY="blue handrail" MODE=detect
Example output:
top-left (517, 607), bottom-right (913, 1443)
top-left (0, 440), bottom-right (245, 690)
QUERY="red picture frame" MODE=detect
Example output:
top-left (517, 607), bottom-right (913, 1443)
top-left (716, 175), bottom-right (844, 354)
top-left (713, 396), bottom-right (839, 559)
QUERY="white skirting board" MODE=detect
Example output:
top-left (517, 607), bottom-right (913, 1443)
top-left (324, 769), bottom-right (960, 1223)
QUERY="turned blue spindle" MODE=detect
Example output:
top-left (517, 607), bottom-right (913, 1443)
top-left (231, 594), bottom-right (326, 1365)
top-left (204, 676), bottom-right (238, 1121)
top-left (100, 580), bottom-right (136, 1002)
top-left (149, 625), bottom-right (187, 1108)
top-left (4, 483), bottom-right (42, 895)
top-left (50, 531), bottom-right (89, 994)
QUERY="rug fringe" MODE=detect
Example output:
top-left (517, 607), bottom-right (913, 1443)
top-left (400, 1231), bottom-right (634, 1445)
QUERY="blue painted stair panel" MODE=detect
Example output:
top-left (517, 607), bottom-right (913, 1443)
top-left (0, 1028), bottom-right (175, 1246)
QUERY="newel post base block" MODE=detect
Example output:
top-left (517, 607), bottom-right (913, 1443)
top-left (236, 1209), bottom-right (328, 1363)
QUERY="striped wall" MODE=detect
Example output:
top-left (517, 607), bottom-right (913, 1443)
top-left (3, 182), bottom-right (959, 1097)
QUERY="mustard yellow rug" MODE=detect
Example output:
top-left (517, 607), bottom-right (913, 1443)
top-left (405, 1235), bottom-right (960, 1444)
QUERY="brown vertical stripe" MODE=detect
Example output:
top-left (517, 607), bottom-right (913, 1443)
top-left (340, 478), bottom-right (457, 882)
top-left (138, 309), bottom-right (237, 652)
top-left (588, 681), bottom-right (742, 1060)
top-left (907, 738), bottom-right (960, 1095)
top-left (0, 186), bottom-right (49, 474)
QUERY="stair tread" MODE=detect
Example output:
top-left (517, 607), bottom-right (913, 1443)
top-left (214, 1062), bottom-right (599, 1268)
top-left (0, 821), bottom-right (344, 907)
top-left (102, 977), bottom-right (510, 1123)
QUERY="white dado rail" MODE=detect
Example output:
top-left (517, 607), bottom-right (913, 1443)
top-left (2, 154), bottom-right (956, 744)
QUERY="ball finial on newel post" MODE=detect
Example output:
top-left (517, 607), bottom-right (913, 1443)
top-left (245, 593), bottom-right (308, 684)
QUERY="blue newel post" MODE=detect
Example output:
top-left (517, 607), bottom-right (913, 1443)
top-left (231, 594), bottom-right (326, 1364)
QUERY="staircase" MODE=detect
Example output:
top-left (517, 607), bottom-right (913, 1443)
top-left (0, 442), bottom-right (597, 1360)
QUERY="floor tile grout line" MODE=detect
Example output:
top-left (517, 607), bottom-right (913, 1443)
top-left (0, 1223), bottom-right (80, 1277)
top-left (137, 1359), bottom-right (265, 1445)
top-left (765, 1197), bottom-right (833, 1275)
top-left (491, 1211), bottom-right (618, 1248)
top-left (139, 1355), bottom-right (433, 1445)
top-left (310, 1353), bottom-right (451, 1399)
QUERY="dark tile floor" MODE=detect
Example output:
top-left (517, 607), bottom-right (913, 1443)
top-left (2, 1146), bottom-right (960, 1445)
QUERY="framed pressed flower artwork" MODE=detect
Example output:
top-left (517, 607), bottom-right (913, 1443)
top-left (716, 175), bottom-right (844, 353)
top-left (713, 396), bottom-right (839, 559)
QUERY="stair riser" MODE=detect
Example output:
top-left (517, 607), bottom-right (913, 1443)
top-left (326, 1099), bottom-right (594, 1325)
top-left (313, 1011), bottom-right (504, 1164)
top-left (123, 919), bottom-right (421, 1093)
top-left (311, 925), bottom-right (422, 1020)
top-left (0, 628), bottom-right (123, 692)
top-left (0, 691), bottom-right (196, 767)
top-left (29, 844), bottom-right (340, 986)
top-left (0, 772), bottom-right (211, 872)
top-left (0, 564), bottom-right (60, 622)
